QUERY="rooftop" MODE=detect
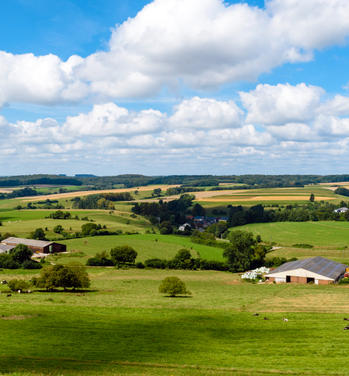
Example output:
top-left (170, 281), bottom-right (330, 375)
top-left (267, 256), bottom-right (347, 280)
top-left (0, 244), bottom-right (15, 253)
top-left (2, 237), bottom-right (53, 248)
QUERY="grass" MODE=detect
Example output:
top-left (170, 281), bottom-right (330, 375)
top-left (0, 209), bottom-right (150, 238)
top-left (1, 268), bottom-right (349, 375)
top-left (232, 221), bottom-right (349, 248)
top-left (55, 234), bottom-right (224, 263)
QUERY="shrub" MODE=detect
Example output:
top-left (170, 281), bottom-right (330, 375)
top-left (144, 258), bottom-right (168, 269)
top-left (0, 254), bottom-right (20, 269)
top-left (135, 262), bottom-right (145, 269)
top-left (199, 259), bottom-right (229, 271)
top-left (292, 243), bottom-right (314, 249)
top-left (87, 251), bottom-right (114, 266)
top-left (339, 277), bottom-right (349, 284)
top-left (22, 260), bottom-right (43, 269)
top-left (159, 276), bottom-right (191, 297)
top-left (8, 279), bottom-right (31, 292)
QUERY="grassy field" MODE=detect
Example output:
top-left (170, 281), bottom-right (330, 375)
top-left (1, 268), bottom-right (349, 375)
top-left (0, 209), bottom-right (150, 238)
top-left (233, 221), bottom-right (349, 248)
top-left (55, 234), bottom-right (224, 263)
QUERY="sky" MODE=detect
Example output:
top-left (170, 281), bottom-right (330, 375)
top-left (1, 0), bottom-right (349, 176)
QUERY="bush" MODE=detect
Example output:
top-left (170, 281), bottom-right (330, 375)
top-left (87, 251), bottom-right (114, 266)
top-left (159, 276), bottom-right (191, 297)
top-left (53, 225), bottom-right (64, 234)
top-left (135, 262), bottom-right (145, 269)
top-left (292, 243), bottom-right (314, 248)
top-left (199, 259), bottom-right (229, 271)
top-left (339, 277), bottom-right (349, 284)
top-left (8, 279), bottom-right (31, 292)
top-left (144, 258), bottom-right (168, 269)
top-left (22, 260), bottom-right (42, 269)
top-left (0, 254), bottom-right (19, 269)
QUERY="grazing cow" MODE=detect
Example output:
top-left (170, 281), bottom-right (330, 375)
top-left (344, 318), bottom-right (349, 321)
top-left (344, 326), bottom-right (349, 330)
top-left (283, 318), bottom-right (289, 322)
top-left (253, 313), bottom-right (259, 316)
top-left (6, 294), bottom-right (11, 297)
top-left (264, 317), bottom-right (269, 320)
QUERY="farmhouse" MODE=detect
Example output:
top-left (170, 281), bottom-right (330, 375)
top-left (1, 237), bottom-right (66, 254)
top-left (265, 256), bottom-right (347, 285)
top-left (334, 207), bottom-right (349, 214)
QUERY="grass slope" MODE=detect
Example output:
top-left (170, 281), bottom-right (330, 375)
top-left (1, 269), bottom-right (349, 375)
top-left (58, 234), bottom-right (224, 263)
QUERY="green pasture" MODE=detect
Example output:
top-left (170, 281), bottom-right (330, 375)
top-left (56, 234), bottom-right (224, 263)
top-left (1, 268), bottom-right (349, 375)
top-left (0, 209), bottom-right (151, 238)
top-left (233, 221), bottom-right (349, 249)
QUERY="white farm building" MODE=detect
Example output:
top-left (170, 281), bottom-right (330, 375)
top-left (265, 257), bottom-right (347, 285)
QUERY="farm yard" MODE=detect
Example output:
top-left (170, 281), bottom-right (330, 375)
top-left (1, 178), bottom-right (349, 375)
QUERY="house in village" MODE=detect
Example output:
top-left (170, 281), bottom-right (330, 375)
top-left (1, 237), bottom-right (66, 254)
top-left (265, 257), bottom-right (347, 285)
top-left (334, 207), bottom-right (349, 214)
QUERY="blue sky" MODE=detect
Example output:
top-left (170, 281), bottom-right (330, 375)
top-left (1, 0), bottom-right (349, 175)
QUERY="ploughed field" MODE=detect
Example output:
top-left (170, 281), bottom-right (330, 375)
top-left (1, 269), bottom-right (349, 375)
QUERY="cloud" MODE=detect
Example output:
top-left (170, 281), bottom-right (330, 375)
top-left (169, 97), bottom-right (242, 129)
top-left (1, 0), bottom-right (349, 105)
top-left (241, 83), bottom-right (324, 125)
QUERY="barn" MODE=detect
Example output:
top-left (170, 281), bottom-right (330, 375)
top-left (265, 256), bottom-right (347, 285)
top-left (1, 237), bottom-right (66, 254)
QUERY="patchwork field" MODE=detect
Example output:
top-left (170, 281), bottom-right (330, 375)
top-left (1, 268), bottom-right (349, 375)
top-left (21, 184), bottom-right (179, 201)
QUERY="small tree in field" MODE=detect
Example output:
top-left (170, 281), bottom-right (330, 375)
top-left (159, 276), bottom-right (191, 297)
top-left (309, 193), bottom-right (315, 202)
top-left (110, 245), bottom-right (137, 267)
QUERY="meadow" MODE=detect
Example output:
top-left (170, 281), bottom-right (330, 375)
top-left (1, 269), bottom-right (349, 375)
top-left (1, 184), bottom-right (349, 375)
top-left (56, 233), bottom-right (224, 263)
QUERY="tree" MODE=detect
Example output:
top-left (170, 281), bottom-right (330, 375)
top-left (159, 276), bottom-right (191, 297)
top-left (110, 245), bottom-right (137, 266)
top-left (159, 221), bottom-right (173, 234)
top-left (223, 231), bottom-right (268, 272)
top-left (87, 251), bottom-right (114, 266)
top-left (171, 249), bottom-right (194, 269)
top-left (309, 193), bottom-right (315, 202)
top-left (53, 225), bottom-right (64, 234)
top-left (81, 223), bottom-right (99, 236)
top-left (10, 244), bottom-right (33, 264)
top-left (32, 264), bottom-right (90, 291)
top-left (31, 228), bottom-right (46, 240)
top-left (192, 203), bottom-right (205, 217)
top-left (152, 188), bottom-right (162, 197)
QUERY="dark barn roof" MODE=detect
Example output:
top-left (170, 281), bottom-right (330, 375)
top-left (268, 256), bottom-right (347, 280)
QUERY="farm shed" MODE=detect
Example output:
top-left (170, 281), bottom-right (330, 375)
top-left (1, 237), bottom-right (66, 254)
top-left (0, 244), bottom-right (15, 254)
top-left (265, 256), bottom-right (347, 285)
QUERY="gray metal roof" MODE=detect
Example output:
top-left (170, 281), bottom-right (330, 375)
top-left (0, 244), bottom-right (15, 253)
top-left (2, 237), bottom-right (53, 248)
top-left (268, 256), bottom-right (347, 280)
